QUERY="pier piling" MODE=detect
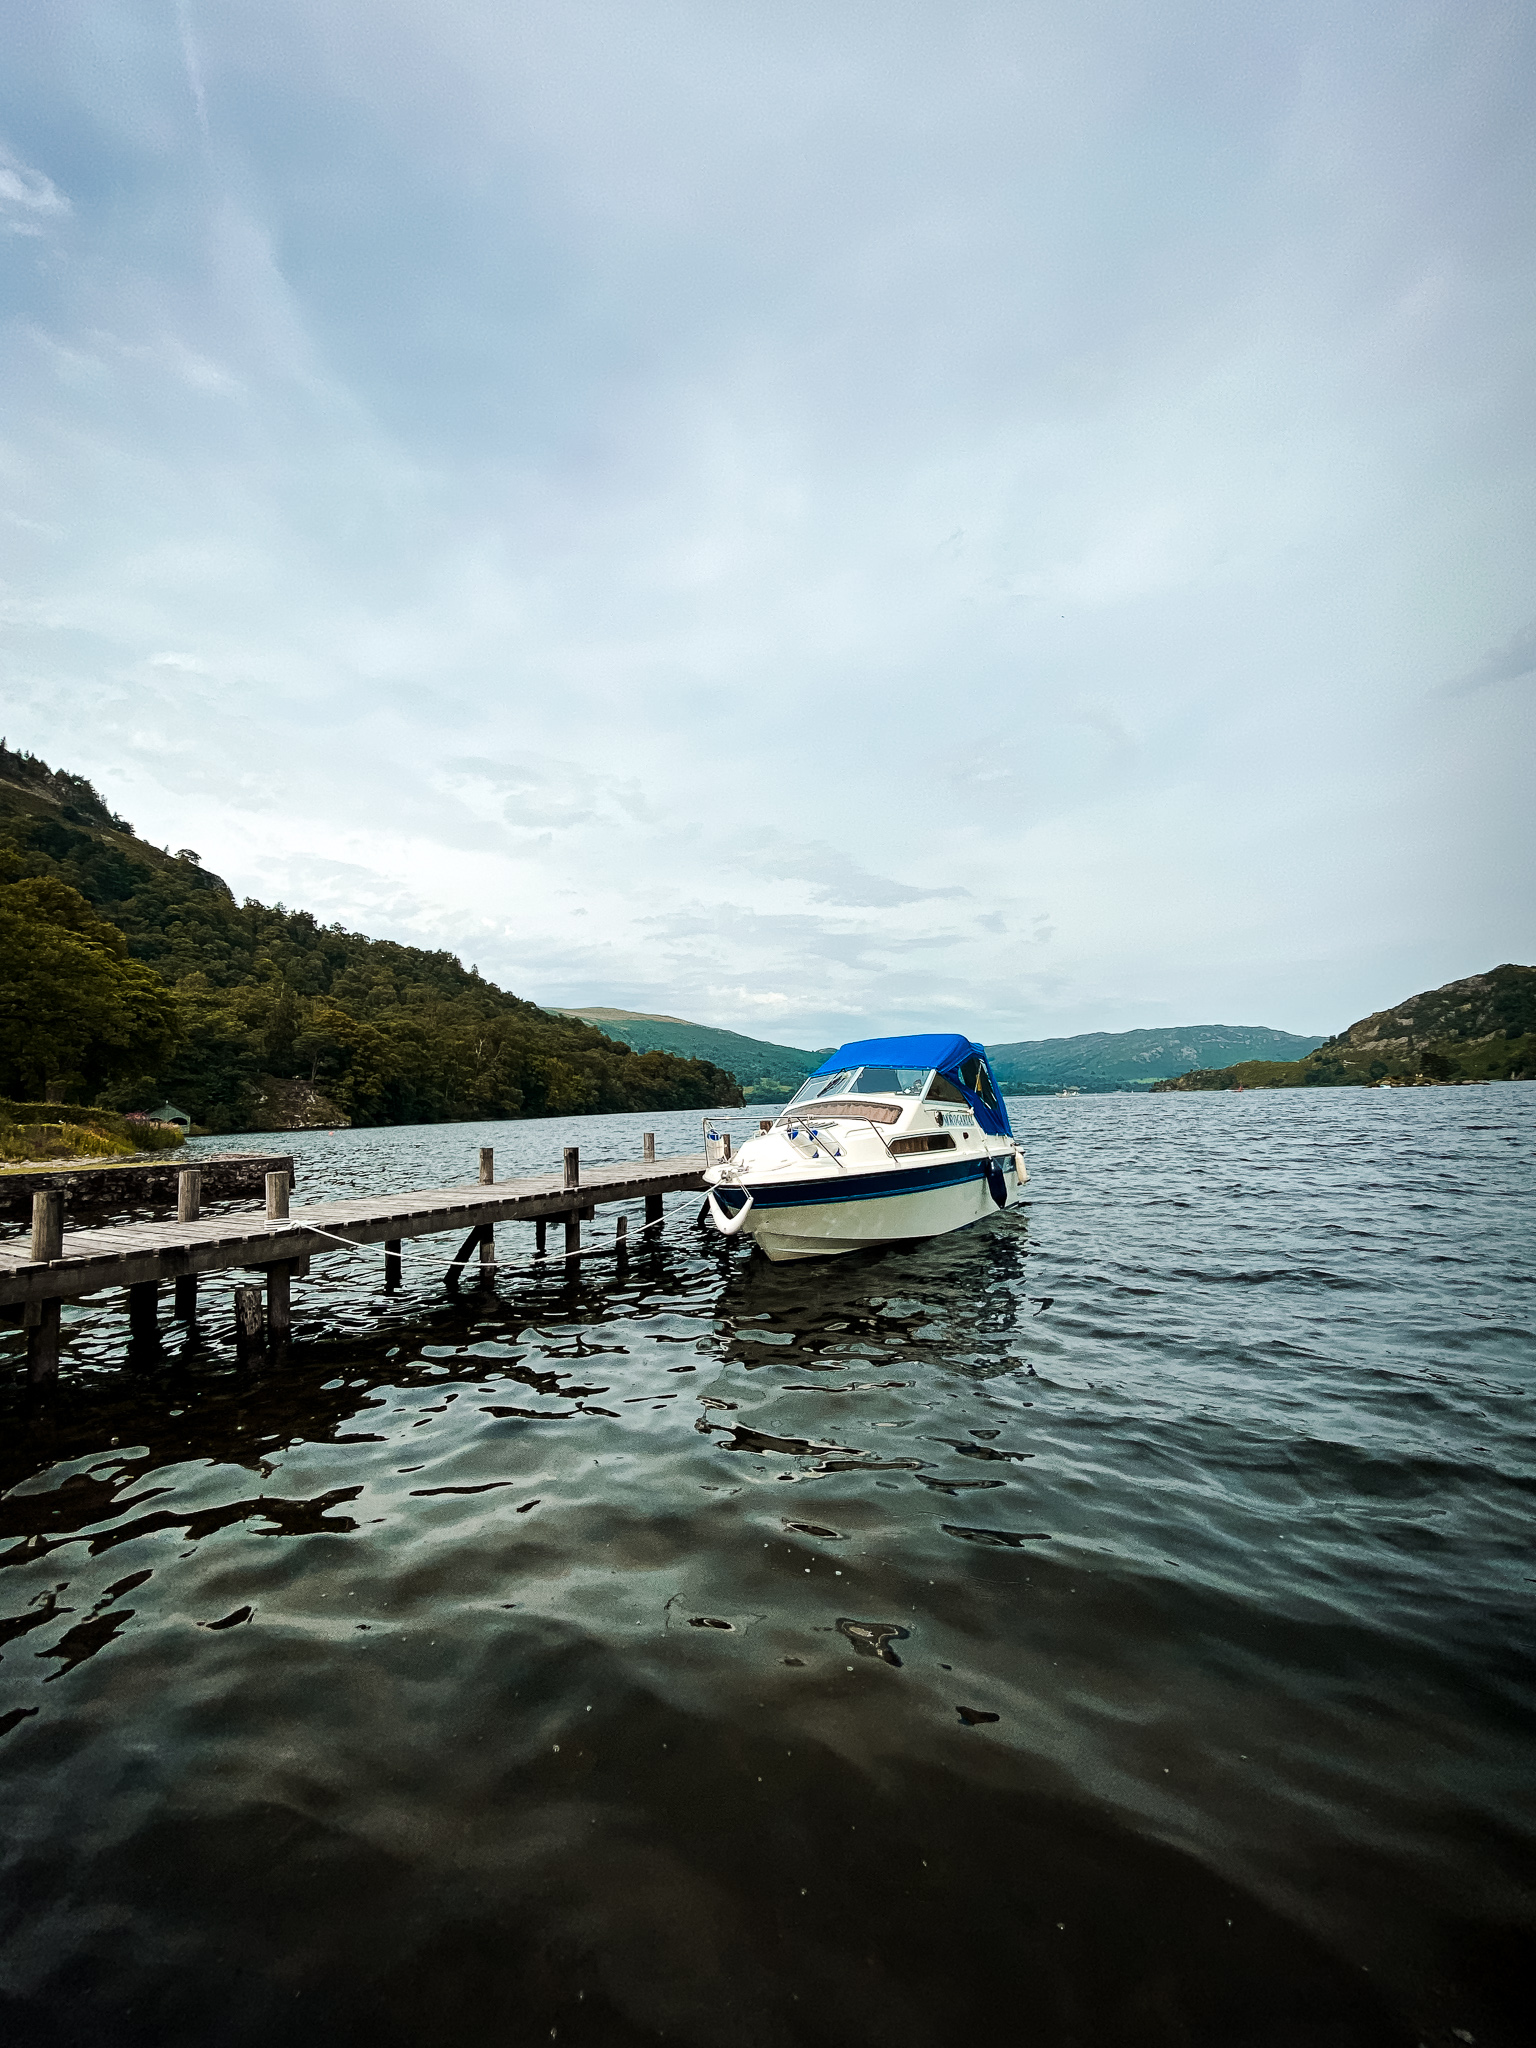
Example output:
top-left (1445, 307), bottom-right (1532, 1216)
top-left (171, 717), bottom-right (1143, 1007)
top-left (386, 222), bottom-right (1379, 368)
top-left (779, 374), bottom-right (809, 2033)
top-left (233, 1285), bottom-right (264, 1352)
top-left (26, 1301), bottom-right (61, 1384)
top-left (127, 1281), bottom-right (159, 1347)
top-left (31, 1191), bottom-right (63, 1264)
top-left (267, 1264), bottom-right (292, 1342)
top-left (25, 1203), bottom-right (63, 1388)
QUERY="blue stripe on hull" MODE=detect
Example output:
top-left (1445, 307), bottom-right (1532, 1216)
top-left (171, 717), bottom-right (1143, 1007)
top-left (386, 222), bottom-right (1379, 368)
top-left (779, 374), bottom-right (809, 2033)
top-left (742, 1156), bottom-right (994, 1210)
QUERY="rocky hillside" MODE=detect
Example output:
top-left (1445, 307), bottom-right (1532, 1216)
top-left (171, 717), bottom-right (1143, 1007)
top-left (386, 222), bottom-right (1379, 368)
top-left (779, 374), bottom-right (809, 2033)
top-left (1154, 966), bottom-right (1536, 1091)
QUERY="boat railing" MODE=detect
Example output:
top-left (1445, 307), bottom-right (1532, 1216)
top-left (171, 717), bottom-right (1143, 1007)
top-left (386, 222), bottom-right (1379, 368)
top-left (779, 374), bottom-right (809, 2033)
top-left (702, 1115), bottom-right (780, 1167)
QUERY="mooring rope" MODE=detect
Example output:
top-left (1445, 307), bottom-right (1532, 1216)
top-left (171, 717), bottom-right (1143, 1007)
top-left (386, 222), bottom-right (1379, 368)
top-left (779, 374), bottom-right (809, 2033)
top-left (274, 1202), bottom-right (705, 1280)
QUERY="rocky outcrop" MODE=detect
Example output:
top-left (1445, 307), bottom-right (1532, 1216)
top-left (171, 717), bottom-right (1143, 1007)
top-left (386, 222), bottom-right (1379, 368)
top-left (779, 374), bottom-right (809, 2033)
top-left (247, 1076), bottom-right (351, 1130)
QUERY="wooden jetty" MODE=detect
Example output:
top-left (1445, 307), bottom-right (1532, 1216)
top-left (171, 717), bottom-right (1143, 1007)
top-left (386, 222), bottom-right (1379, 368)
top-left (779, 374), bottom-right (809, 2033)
top-left (0, 1151), bottom-right (296, 1222)
top-left (2, 1139), bottom-right (705, 1384)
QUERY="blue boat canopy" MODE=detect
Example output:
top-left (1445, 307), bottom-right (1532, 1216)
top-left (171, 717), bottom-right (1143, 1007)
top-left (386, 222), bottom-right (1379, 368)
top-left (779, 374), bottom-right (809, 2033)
top-left (811, 1033), bottom-right (1013, 1137)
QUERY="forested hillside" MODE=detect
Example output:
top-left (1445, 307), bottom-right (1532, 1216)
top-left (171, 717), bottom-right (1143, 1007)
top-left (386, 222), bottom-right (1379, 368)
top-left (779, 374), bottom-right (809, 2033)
top-left (0, 746), bottom-right (742, 1131)
top-left (549, 1007), bottom-right (829, 1101)
top-left (1154, 966), bottom-right (1536, 1090)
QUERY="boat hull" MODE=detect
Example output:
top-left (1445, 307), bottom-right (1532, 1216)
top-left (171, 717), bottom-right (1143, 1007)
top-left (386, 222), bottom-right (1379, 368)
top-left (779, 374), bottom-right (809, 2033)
top-left (721, 1151), bottom-right (1026, 1262)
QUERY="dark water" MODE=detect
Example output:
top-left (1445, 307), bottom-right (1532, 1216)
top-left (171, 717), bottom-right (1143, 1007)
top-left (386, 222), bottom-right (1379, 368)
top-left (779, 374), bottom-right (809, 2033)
top-left (1, 1087), bottom-right (1532, 2047)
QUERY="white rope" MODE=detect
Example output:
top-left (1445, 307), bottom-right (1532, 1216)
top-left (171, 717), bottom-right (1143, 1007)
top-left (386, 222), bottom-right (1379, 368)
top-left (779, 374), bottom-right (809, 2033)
top-left (285, 1204), bottom-right (706, 1279)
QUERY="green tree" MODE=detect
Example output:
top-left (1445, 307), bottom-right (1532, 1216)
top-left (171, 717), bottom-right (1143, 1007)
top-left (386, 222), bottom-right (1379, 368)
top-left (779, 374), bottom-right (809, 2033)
top-left (0, 877), bottom-right (180, 1101)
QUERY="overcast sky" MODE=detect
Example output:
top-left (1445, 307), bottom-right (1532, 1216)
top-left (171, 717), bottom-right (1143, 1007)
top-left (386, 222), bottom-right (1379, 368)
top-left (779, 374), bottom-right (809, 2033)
top-left (2, 1), bottom-right (1532, 1048)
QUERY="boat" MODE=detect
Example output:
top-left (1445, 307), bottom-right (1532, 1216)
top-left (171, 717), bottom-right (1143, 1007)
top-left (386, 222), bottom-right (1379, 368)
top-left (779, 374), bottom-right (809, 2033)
top-left (700, 1033), bottom-right (1028, 1263)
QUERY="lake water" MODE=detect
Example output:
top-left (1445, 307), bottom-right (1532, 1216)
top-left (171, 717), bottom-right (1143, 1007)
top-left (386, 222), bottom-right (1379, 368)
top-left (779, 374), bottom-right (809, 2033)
top-left (1, 1086), bottom-right (1532, 2047)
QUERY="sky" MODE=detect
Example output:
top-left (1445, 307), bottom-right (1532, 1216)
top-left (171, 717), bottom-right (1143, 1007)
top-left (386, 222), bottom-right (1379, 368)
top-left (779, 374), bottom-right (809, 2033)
top-left (2, 0), bottom-right (1533, 1049)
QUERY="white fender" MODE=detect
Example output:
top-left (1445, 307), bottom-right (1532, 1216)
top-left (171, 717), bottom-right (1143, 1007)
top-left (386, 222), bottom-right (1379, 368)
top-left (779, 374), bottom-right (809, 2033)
top-left (707, 1185), bottom-right (756, 1237)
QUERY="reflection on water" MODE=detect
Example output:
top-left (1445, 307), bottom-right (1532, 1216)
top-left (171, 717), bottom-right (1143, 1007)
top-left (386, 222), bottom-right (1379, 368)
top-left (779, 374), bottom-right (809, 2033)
top-left (1, 1089), bottom-right (1532, 2046)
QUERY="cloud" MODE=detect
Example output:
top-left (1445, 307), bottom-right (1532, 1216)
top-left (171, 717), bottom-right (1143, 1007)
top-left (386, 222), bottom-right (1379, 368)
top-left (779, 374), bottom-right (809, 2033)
top-left (1439, 617), bottom-right (1536, 698)
top-left (0, 144), bottom-right (70, 236)
top-left (727, 831), bottom-right (969, 908)
top-left (438, 755), bottom-right (653, 833)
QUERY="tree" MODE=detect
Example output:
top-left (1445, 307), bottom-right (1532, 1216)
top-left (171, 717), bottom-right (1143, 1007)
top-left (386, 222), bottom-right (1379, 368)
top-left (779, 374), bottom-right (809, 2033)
top-left (0, 877), bottom-right (180, 1101)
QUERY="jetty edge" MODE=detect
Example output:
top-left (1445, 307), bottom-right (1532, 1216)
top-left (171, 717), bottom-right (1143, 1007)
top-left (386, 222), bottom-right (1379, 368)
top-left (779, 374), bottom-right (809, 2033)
top-left (3, 1138), bottom-right (703, 1384)
top-left (0, 1152), bottom-right (295, 1222)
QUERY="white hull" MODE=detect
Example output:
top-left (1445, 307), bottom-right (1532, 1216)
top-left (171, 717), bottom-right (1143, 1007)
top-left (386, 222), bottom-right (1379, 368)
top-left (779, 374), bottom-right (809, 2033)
top-left (713, 1153), bottom-right (1027, 1262)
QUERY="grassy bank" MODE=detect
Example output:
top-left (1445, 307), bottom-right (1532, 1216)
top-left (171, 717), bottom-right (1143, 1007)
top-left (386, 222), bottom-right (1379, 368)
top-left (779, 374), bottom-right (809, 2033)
top-left (0, 1099), bottom-right (184, 1166)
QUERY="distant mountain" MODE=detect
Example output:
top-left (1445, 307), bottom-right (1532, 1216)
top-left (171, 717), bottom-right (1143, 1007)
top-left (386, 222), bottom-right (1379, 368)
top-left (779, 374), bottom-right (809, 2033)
top-left (552, 1008), bottom-right (1327, 1098)
top-left (548, 1010), bottom-right (831, 1103)
top-left (1154, 966), bottom-right (1536, 1090)
top-left (986, 1024), bottom-right (1327, 1093)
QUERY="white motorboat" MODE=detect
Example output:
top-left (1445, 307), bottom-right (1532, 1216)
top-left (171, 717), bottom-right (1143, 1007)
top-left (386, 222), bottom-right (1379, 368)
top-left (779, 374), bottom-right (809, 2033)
top-left (700, 1033), bottom-right (1027, 1263)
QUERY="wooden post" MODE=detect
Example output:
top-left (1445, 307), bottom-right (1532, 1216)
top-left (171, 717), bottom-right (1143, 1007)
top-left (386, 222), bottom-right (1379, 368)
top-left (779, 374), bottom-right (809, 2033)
top-left (564, 1210), bottom-right (581, 1259)
top-left (174, 1273), bottom-right (199, 1320)
top-left (128, 1280), bottom-right (159, 1346)
top-left (234, 1284), bottom-right (264, 1351)
top-left (645, 1191), bottom-right (663, 1231)
top-left (563, 1146), bottom-right (579, 1190)
top-left (479, 1224), bottom-right (495, 1278)
top-left (30, 1190), bottom-right (64, 1263)
top-left (534, 1218), bottom-right (547, 1257)
top-left (643, 1132), bottom-right (655, 1162)
top-left (178, 1167), bottom-right (202, 1221)
top-left (266, 1171), bottom-right (290, 1220)
top-left (27, 1300), bottom-right (61, 1384)
top-left (616, 1215), bottom-right (628, 1259)
top-left (267, 1264), bottom-right (291, 1342)
top-left (384, 1239), bottom-right (402, 1289)
top-left (479, 1146), bottom-right (495, 1185)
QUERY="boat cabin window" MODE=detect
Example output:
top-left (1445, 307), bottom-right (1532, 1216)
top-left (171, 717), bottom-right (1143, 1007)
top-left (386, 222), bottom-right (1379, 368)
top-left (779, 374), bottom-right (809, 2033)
top-left (786, 1069), bottom-right (860, 1108)
top-left (925, 1071), bottom-right (969, 1105)
top-left (845, 1066), bottom-right (930, 1097)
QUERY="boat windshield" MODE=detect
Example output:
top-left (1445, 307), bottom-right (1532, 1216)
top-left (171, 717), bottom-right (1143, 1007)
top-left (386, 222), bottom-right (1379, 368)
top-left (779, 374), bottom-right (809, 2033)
top-left (845, 1066), bottom-right (931, 1097)
top-left (785, 1065), bottom-right (933, 1107)
top-left (785, 1069), bottom-right (861, 1107)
